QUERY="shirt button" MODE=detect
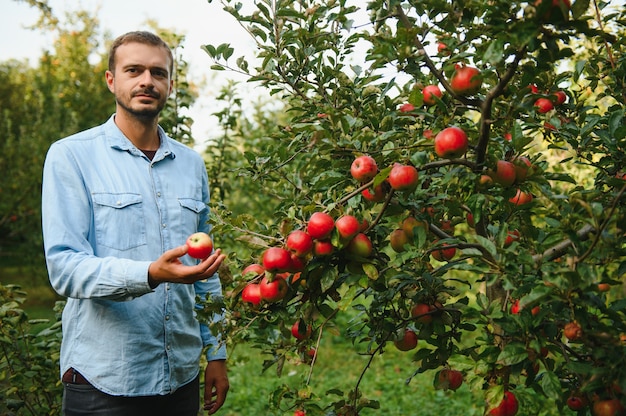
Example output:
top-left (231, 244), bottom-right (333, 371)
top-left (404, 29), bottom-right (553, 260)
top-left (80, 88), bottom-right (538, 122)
top-left (116, 201), bottom-right (121, 206)
top-left (157, 192), bottom-right (161, 197)
top-left (165, 315), bottom-right (170, 320)
top-left (162, 223), bottom-right (167, 228)
top-left (166, 345), bottom-right (171, 350)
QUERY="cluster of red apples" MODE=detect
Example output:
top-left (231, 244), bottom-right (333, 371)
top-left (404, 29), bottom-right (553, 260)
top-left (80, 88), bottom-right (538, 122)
top-left (240, 211), bottom-right (373, 308)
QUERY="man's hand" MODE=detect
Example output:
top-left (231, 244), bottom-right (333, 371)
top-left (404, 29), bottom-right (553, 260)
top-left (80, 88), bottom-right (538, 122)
top-left (203, 359), bottom-right (229, 414)
top-left (148, 245), bottom-right (226, 287)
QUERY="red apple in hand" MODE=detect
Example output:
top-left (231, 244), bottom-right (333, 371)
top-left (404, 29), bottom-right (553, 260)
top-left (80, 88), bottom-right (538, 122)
top-left (434, 126), bottom-right (469, 158)
top-left (186, 232), bottom-right (214, 259)
top-left (351, 155), bottom-right (378, 182)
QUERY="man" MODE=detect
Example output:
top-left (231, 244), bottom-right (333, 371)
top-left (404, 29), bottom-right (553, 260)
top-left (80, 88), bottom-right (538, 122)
top-left (42, 31), bottom-right (229, 415)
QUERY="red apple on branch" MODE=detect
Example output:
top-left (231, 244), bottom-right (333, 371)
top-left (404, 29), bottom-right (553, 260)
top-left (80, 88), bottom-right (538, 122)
top-left (388, 163), bottom-right (419, 192)
top-left (307, 212), bottom-right (335, 240)
top-left (552, 90), bottom-right (567, 105)
top-left (241, 283), bottom-right (262, 306)
top-left (509, 189), bottom-right (533, 206)
top-left (534, 97), bottom-right (554, 113)
top-left (242, 263), bottom-right (265, 277)
top-left (564, 321), bottom-right (583, 341)
top-left (489, 391), bottom-right (519, 416)
top-left (411, 303), bottom-right (433, 324)
top-left (390, 229), bottom-right (410, 253)
top-left (592, 399), bottom-right (625, 416)
top-left (566, 393), bottom-right (588, 411)
top-left (505, 230), bottom-right (521, 247)
top-left (186, 232), bottom-right (214, 259)
top-left (394, 328), bottom-right (418, 351)
top-left (313, 239), bottom-right (334, 257)
top-left (422, 84), bottom-right (443, 106)
top-left (291, 320), bottom-right (312, 340)
top-left (262, 247), bottom-right (293, 272)
top-left (346, 233), bottom-right (373, 257)
top-left (286, 230), bottom-right (314, 257)
top-left (431, 242), bottom-right (456, 262)
top-left (491, 160), bottom-right (517, 187)
top-left (402, 217), bottom-right (428, 238)
top-left (434, 126), bottom-right (469, 159)
top-left (399, 103), bottom-right (415, 113)
top-left (335, 215), bottom-right (360, 241)
top-left (259, 275), bottom-right (288, 303)
top-left (351, 155), bottom-right (378, 182)
top-left (450, 64), bottom-right (482, 96)
top-left (362, 182), bottom-right (387, 202)
top-left (435, 368), bottom-right (463, 391)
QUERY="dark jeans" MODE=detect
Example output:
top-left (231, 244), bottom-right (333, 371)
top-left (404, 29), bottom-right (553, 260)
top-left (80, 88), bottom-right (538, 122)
top-left (62, 375), bottom-right (200, 416)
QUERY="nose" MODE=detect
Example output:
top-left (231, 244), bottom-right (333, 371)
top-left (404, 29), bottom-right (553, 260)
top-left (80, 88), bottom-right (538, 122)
top-left (138, 69), bottom-right (155, 87)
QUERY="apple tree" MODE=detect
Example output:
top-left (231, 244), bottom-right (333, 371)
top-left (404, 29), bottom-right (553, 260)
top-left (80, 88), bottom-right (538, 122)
top-left (201, 0), bottom-right (626, 414)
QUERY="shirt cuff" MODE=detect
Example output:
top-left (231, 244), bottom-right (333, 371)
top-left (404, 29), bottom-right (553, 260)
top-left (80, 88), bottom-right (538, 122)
top-left (124, 260), bottom-right (154, 297)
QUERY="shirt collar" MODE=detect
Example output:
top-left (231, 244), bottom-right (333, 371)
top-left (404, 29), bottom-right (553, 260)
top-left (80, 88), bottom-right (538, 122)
top-left (104, 115), bottom-right (176, 161)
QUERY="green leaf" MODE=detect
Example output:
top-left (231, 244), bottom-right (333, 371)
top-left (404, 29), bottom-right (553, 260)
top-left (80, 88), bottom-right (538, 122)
top-left (540, 370), bottom-right (562, 401)
top-left (484, 39), bottom-right (505, 65)
top-left (497, 342), bottom-right (528, 366)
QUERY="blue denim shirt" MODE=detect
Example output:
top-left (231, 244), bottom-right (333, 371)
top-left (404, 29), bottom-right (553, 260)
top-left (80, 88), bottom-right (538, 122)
top-left (42, 115), bottom-right (226, 396)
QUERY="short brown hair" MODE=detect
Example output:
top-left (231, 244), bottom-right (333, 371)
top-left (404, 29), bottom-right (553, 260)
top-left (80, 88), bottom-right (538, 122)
top-left (108, 31), bottom-right (174, 75)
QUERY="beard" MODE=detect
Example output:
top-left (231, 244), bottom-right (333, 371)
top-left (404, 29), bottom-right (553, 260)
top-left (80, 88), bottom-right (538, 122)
top-left (115, 88), bottom-right (167, 120)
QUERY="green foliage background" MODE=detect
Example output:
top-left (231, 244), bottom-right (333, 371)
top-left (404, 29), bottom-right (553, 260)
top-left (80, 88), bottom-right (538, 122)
top-left (2, 0), bottom-right (626, 415)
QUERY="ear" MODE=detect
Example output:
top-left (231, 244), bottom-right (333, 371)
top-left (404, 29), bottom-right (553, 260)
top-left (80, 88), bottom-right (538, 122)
top-left (105, 70), bottom-right (115, 93)
top-left (168, 79), bottom-right (174, 97)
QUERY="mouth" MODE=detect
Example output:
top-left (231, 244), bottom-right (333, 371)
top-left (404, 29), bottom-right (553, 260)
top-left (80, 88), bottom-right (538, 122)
top-left (133, 90), bottom-right (159, 100)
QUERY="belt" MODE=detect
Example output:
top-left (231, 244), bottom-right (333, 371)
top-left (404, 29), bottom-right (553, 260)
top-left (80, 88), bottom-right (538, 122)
top-left (62, 368), bottom-right (91, 385)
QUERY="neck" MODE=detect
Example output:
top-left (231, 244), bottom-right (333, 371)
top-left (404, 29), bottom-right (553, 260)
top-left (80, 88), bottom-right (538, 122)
top-left (113, 109), bottom-right (160, 151)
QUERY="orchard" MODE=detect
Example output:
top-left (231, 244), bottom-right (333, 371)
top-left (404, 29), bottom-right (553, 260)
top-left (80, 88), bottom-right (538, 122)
top-left (201, 0), bottom-right (626, 414)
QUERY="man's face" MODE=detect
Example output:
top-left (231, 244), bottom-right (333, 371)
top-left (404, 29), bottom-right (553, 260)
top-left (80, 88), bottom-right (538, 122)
top-left (105, 42), bottom-right (173, 120)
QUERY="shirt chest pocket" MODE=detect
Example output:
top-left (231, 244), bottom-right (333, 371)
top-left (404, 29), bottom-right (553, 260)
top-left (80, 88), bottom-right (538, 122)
top-left (177, 198), bottom-right (207, 234)
top-left (92, 193), bottom-right (147, 251)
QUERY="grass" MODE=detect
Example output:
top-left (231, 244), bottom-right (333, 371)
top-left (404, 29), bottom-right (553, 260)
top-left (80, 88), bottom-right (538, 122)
top-left (220, 330), bottom-right (483, 416)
